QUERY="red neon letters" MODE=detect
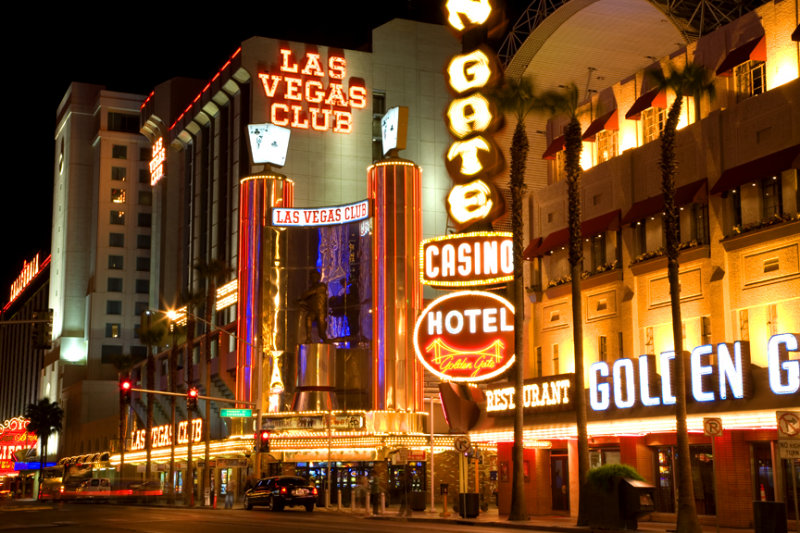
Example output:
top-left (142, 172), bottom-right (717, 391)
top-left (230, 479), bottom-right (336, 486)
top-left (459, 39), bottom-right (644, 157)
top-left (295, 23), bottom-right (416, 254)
top-left (259, 48), bottom-right (367, 134)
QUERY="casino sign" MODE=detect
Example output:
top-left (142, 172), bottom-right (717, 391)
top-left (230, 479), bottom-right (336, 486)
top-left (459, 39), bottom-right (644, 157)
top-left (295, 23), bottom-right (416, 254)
top-left (0, 417), bottom-right (37, 475)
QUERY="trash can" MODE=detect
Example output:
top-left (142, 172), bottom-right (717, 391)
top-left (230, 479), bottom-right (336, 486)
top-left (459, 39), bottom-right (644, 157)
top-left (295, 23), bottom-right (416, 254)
top-left (459, 493), bottom-right (479, 518)
top-left (410, 491), bottom-right (426, 511)
top-left (618, 478), bottom-right (655, 530)
top-left (753, 501), bottom-right (787, 533)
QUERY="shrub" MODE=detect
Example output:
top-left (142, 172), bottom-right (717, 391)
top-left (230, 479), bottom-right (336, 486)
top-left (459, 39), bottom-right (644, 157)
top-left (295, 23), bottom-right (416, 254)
top-left (586, 463), bottom-right (643, 492)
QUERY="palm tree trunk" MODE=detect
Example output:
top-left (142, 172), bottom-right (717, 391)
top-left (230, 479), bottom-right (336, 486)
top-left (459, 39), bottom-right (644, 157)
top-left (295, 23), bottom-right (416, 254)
top-left (203, 285), bottom-right (214, 506)
top-left (169, 337), bottom-right (177, 503)
top-left (146, 345), bottom-right (154, 481)
top-left (564, 116), bottom-right (590, 526)
top-left (509, 121), bottom-right (528, 521)
top-left (661, 91), bottom-right (701, 533)
top-left (186, 316), bottom-right (195, 506)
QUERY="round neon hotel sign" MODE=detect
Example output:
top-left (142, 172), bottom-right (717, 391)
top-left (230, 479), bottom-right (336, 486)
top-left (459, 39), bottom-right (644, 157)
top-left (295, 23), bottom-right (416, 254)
top-left (413, 291), bottom-right (515, 382)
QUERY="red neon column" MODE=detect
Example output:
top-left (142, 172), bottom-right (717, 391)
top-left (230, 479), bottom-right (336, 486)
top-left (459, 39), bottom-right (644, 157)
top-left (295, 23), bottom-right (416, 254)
top-left (367, 159), bottom-right (422, 414)
top-left (236, 175), bottom-right (293, 407)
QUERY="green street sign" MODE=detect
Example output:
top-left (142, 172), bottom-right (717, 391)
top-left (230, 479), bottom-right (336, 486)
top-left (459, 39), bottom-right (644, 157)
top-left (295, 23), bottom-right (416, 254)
top-left (220, 408), bottom-right (253, 418)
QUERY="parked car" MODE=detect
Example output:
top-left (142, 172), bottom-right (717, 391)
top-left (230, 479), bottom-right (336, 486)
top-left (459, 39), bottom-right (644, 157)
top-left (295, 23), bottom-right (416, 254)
top-left (244, 476), bottom-right (317, 512)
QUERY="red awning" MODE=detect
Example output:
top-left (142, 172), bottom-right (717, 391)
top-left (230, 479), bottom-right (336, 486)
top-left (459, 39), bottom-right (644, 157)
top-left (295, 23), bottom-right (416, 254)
top-left (625, 88), bottom-right (666, 120)
top-left (522, 237), bottom-right (542, 261)
top-left (621, 179), bottom-right (708, 225)
top-left (710, 145), bottom-right (800, 195)
top-left (524, 210), bottom-right (620, 258)
top-left (582, 110), bottom-right (619, 141)
top-left (716, 35), bottom-right (766, 75)
top-left (542, 135), bottom-right (565, 160)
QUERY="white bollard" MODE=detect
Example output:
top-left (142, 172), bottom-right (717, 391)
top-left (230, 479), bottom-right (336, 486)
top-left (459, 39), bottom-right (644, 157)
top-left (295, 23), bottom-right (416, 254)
top-left (337, 490), bottom-right (342, 511)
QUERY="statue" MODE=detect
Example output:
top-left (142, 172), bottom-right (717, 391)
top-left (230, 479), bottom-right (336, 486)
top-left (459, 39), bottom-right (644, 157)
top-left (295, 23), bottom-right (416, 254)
top-left (298, 270), bottom-right (328, 343)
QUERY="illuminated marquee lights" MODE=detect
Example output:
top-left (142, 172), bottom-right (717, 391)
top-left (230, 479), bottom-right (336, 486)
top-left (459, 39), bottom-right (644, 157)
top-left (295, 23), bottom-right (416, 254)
top-left (271, 199), bottom-right (370, 227)
top-left (149, 137), bottom-right (165, 186)
top-left (216, 279), bottom-right (238, 311)
top-left (588, 334), bottom-right (800, 412)
top-left (9, 254), bottom-right (40, 305)
top-left (413, 290), bottom-right (515, 382)
top-left (259, 48), bottom-right (367, 134)
top-left (486, 376), bottom-right (573, 414)
top-left (443, 1), bottom-right (504, 229)
top-left (0, 417), bottom-right (36, 474)
top-left (130, 419), bottom-right (202, 451)
top-left (421, 232), bottom-right (513, 287)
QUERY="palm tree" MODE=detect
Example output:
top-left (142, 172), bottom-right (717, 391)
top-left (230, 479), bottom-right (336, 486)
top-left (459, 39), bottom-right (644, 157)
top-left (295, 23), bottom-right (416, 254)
top-left (139, 312), bottom-right (167, 481)
top-left (649, 62), bottom-right (714, 533)
top-left (193, 259), bottom-right (233, 505)
top-left (538, 83), bottom-right (591, 525)
top-left (491, 75), bottom-right (542, 521)
top-left (24, 398), bottom-right (64, 486)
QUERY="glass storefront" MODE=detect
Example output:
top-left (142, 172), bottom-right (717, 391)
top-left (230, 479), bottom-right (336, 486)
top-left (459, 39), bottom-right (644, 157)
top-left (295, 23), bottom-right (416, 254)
top-left (653, 445), bottom-right (715, 515)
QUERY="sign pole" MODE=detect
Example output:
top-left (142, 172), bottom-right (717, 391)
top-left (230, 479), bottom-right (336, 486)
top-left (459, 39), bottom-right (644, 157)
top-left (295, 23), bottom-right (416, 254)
top-left (711, 435), bottom-right (719, 533)
top-left (791, 459), bottom-right (799, 533)
top-left (429, 396), bottom-right (435, 513)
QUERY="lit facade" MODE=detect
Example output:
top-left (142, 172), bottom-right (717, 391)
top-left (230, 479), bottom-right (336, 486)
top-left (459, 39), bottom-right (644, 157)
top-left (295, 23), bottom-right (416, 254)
top-left (470, 0), bottom-right (799, 527)
top-left (47, 83), bottom-right (152, 458)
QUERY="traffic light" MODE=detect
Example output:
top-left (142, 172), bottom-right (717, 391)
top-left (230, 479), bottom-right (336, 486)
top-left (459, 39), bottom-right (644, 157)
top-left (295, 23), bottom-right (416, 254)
top-left (257, 430), bottom-right (270, 453)
top-left (31, 309), bottom-right (53, 350)
top-left (120, 378), bottom-right (132, 404)
top-left (187, 387), bottom-right (199, 410)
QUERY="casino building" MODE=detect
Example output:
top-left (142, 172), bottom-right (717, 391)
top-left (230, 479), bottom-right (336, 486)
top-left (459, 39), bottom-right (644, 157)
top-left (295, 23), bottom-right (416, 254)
top-left (116, 18), bottom-right (463, 502)
top-left (462, 0), bottom-right (799, 528)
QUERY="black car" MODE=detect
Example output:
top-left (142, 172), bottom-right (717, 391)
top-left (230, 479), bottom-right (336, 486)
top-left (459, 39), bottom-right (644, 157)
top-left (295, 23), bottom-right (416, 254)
top-left (244, 476), bottom-right (317, 512)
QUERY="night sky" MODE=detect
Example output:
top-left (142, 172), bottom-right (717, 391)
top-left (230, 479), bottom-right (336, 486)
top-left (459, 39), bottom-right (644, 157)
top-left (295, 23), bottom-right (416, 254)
top-left (0, 1), bottom-right (529, 298)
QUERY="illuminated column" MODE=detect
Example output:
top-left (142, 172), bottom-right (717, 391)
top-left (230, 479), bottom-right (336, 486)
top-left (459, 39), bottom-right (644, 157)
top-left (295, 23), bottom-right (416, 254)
top-left (368, 159), bottom-right (422, 414)
top-left (236, 175), bottom-right (293, 410)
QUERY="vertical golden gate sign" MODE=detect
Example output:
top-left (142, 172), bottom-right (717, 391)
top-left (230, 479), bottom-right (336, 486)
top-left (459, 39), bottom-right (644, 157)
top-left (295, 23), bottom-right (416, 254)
top-left (443, 0), bottom-right (505, 230)
top-left (412, 0), bottom-right (515, 384)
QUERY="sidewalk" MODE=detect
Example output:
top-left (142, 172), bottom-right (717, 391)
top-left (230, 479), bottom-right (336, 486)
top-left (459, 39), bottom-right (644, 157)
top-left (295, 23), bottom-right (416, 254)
top-left (316, 503), bottom-right (765, 533)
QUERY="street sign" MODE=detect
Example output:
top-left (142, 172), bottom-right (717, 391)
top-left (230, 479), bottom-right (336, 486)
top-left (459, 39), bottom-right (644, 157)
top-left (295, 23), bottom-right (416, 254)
top-left (777, 411), bottom-right (800, 439)
top-left (703, 417), bottom-right (723, 437)
top-left (220, 408), bottom-right (253, 418)
top-left (778, 440), bottom-right (800, 459)
top-left (454, 436), bottom-right (470, 453)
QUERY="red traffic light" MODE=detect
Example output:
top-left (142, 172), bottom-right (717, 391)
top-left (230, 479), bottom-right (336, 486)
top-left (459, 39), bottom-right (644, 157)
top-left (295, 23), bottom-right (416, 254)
top-left (188, 388), bottom-right (198, 398)
top-left (260, 431), bottom-right (270, 441)
top-left (120, 380), bottom-right (132, 391)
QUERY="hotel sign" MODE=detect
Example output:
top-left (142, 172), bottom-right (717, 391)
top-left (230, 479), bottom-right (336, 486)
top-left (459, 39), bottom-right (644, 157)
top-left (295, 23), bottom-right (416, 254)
top-left (259, 48), bottom-right (367, 134)
top-left (421, 232), bottom-right (512, 288)
top-left (413, 290), bottom-right (515, 382)
top-left (0, 417), bottom-right (37, 474)
top-left (149, 137), bottom-right (165, 186)
top-left (486, 374), bottom-right (574, 415)
top-left (9, 253), bottom-right (40, 305)
top-left (589, 333), bottom-right (799, 411)
top-left (272, 199), bottom-right (370, 227)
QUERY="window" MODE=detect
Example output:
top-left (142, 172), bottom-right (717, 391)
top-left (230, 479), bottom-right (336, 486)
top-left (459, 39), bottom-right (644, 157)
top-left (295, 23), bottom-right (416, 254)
top-left (111, 167), bottom-right (126, 181)
top-left (111, 189), bottom-right (126, 203)
top-left (109, 233), bottom-right (124, 247)
top-left (136, 257), bottom-right (150, 271)
top-left (105, 323), bottom-right (121, 338)
top-left (107, 277), bottom-right (122, 292)
top-left (108, 112), bottom-right (139, 133)
top-left (108, 255), bottom-right (124, 269)
top-left (131, 345), bottom-right (147, 358)
top-left (761, 175), bottom-right (783, 219)
top-left (552, 344), bottom-right (559, 374)
top-left (137, 234), bottom-right (151, 249)
top-left (729, 188), bottom-right (743, 229)
top-left (140, 148), bottom-right (150, 161)
top-left (107, 300), bottom-right (122, 315)
top-left (599, 336), bottom-right (608, 363)
top-left (596, 129), bottom-right (618, 163)
top-left (536, 346), bottom-right (543, 378)
top-left (734, 60), bottom-right (766, 101)
top-left (135, 279), bottom-right (149, 294)
top-left (101, 345), bottom-right (123, 363)
top-left (139, 169), bottom-right (149, 183)
top-left (138, 191), bottom-right (152, 206)
top-left (110, 210), bottom-right (125, 225)
top-left (633, 220), bottom-right (647, 256)
top-left (691, 204), bottom-right (709, 244)
top-left (112, 145), bottom-right (127, 159)
top-left (372, 91), bottom-right (387, 161)
top-left (702, 316), bottom-right (712, 345)
top-left (134, 302), bottom-right (148, 315)
top-left (590, 233), bottom-right (606, 270)
top-left (641, 107), bottom-right (666, 144)
top-left (138, 213), bottom-right (151, 227)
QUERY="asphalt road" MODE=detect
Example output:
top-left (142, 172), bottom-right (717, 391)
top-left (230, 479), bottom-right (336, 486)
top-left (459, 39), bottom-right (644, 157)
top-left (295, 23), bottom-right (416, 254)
top-left (0, 503), bottom-right (563, 533)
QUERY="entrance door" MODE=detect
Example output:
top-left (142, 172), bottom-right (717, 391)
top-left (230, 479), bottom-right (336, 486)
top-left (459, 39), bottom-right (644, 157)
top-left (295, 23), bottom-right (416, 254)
top-left (550, 455), bottom-right (569, 511)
